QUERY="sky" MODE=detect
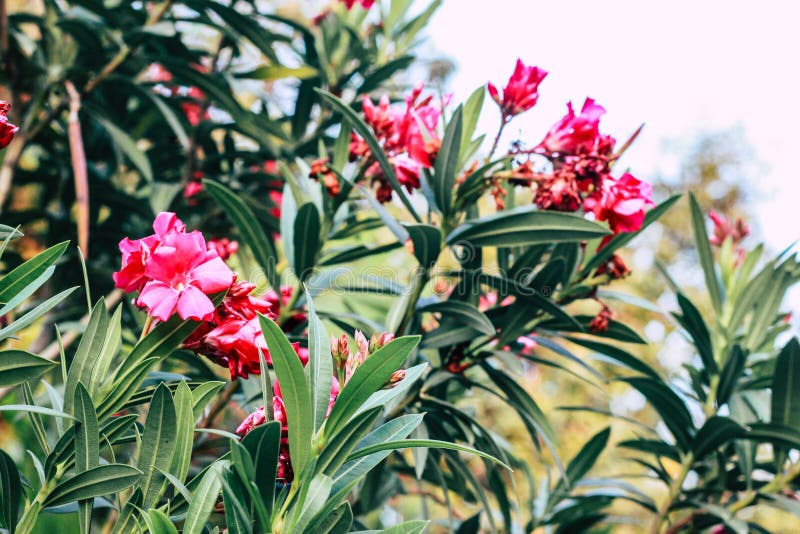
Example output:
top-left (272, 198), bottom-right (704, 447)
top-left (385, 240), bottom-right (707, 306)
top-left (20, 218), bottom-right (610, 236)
top-left (425, 0), bottom-right (800, 250)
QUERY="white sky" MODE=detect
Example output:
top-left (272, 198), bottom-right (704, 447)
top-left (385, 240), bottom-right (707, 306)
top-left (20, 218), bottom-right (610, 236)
top-left (425, 0), bottom-right (800, 250)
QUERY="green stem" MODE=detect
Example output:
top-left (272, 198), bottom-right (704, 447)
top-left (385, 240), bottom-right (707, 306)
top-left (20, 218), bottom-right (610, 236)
top-left (649, 453), bottom-right (694, 534)
top-left (16, 464), bottom-right (64, 534)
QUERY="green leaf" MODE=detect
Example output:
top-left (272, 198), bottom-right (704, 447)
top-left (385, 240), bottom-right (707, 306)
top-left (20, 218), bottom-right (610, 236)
top-left (0, 350), bottom-right (57, 387)
top-left (692, 416), bottom-right (746, 459)
top-left (446, 206), bottom-right (610, 247)
top-left (347, 439), bottom-right (509, 469)
top-left (169, 381), bottom-right (195, 483)
top-left (404, 223), bottom-right (442, 269)
top-left (747, 422), bottom-right (800, 449)
top-left (433, 105), bottom-right (463, 217)
top-left (325, 336), bottom-right (420, 437)
top-left (319, 242), bottom-right (401, 266)
top-left (241, 421), bottom-right (281, 513)
top-left (65, 299), bottom-right (109, 415)
top-left (418, 301), bottom-right (495, 336)
top-left (183, 461), bottom-right (225, 534)
top-left (564, 337), bottom-right (660, 379)
top-left (316, 90), bottom-right (421, 221)
top-left (0, 405), bottom-right (75, 419)
top-left (772, 338), bottom-right (800, 430)
top-left (689, 192), bottom-right (722, 311)
top-left (138, 383), bottom-right (177, 507)
top-left (620, 377), bottom-right (694, 451)
top-left (580, 194), bottom-right (680, 276)
top-left (0, 241), bottom-right (68, 304)
top-left (258, 314), bottom-right (312, 476)
top-left (306, 294), bottom-right (333, 433)
top-left (191, 381), bottom-right (225, 421)
top-left (329, 414), bottom-right (423, 502)
top-left (44, 464), bottom-right (142, 507)
top-left (674, 293), bottom-right (717, 375)
top-left (555, 427), bottom-right (610, 495)
top-left (0, 287), bottom-right (78, 343)
top-left (148, 509), bottom-right (178, 534)
top-left (460, 87), bottom-right (485, 160)
top-left (717, 345), bottom-right (745, 406)
top-left (0, 449), bottom-right (21, 532)
top-left (235, 65), bottom-right (318, 80)
top-left (374, 520), bottom-right (430, 534)
top-left (292, 474), bottom-right (333, 533)
top-left (73, 383), bottom-right (99, 534)
top-left (540, 315), bottom-right (646, 344)
top-left (293, 203), bottom-right (321, 282)
top-left (204, 180), bottom-right (278, 289)
top-left (317, 407), bottom-right (382, 477)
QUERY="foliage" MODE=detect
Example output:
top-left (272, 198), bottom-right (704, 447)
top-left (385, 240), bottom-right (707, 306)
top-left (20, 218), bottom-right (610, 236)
top-left (0, 1), bottom-right (798, 534)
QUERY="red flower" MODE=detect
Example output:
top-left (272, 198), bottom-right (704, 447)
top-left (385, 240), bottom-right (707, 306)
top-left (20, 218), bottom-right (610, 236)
top-left (207, 237), bottom-right (238, 261)
top-left (589, 304), bottom-right (615, 333)
top-left (536, 98), bottom-right (606, 156)
top-left (533, 167), bottom-right (583, 212)
top-left (0, 101), bottom-right (19, 149)
top-left (584, 173), bottom-right (654, 233)
top-left (488, 59), bottom-right (548, 117)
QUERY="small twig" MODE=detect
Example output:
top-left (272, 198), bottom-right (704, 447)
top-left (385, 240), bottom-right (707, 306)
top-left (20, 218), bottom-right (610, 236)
top-left (65, 81), bottom-right (89, 257)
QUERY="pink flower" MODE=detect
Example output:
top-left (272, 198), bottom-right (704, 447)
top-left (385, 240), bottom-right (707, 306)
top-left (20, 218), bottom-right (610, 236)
top-left (536, 98), bottom-right (606, 156)
top-left (341, 0), bottom-right (375, 9)
top-left (708, 211), bottom-right (749, 247)
top-left (0, 101), bottom-right (18, 149)
top-left (584, 173), bottom-right (654, 233)
top-left (113, 212), bottom-right (185, 292)
top-left (488, 59), bottom-right (548, 117)
top-left (137, 230), bottom-right (235, 322)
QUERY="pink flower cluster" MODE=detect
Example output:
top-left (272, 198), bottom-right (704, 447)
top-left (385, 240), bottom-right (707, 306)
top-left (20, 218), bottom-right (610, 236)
top-left (350, 83), bottom-right (445, 202)
top-left (0, 101), bottom-right (18, 149)
top-left (113, 213), bottom-right (306, 380)
top-left (113, 212), bottom-right (235, 322)
top-left (331, 330), bottom-right (395, 385)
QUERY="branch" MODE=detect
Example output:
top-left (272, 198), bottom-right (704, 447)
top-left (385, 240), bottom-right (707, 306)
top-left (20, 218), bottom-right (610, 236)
top-left (65, 81), bottom-right (89, 257)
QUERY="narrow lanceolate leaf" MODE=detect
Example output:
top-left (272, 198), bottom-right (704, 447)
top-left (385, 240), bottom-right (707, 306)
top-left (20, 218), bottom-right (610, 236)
top-left (692, 416), bottom-right (746, 459)
top-left (0, 241), bottom-right (68, 304)
top-left (325, 336), bottom-right (420, 438)
top-left (169, 381), bottom-right (195, 483)
top-left (404, 223), bottom-right (442, 269)
top-left (674, 293), bottom-right (717, 375)
top-left (554, 427), bottom-right (610, 496)
top-left (306, 294), bottom-right (333, 432)
top-left (316, 90), bottom-right (421, 221)
top-left (203, 180), bottom-right (278, 289)
top-left (419, 301), bottom-right (495, 336)
top-left (0, 449), bottom-right (22, 531)
top-left (317, 407), bottom-right (383, 476)
top-left (0, 350), bottom-right (58, 387)
top-left (689, 192), bottom-right (722, 311)
top-left (138, 384), bottom-right (177, 507)
top-left (346, 439), bottom-right (509, 469)
top-left (375, 521), bottom-right (430, 534)
top-left (772, 338), bottom-right (800, 431)
top-left (291, 475), bottom-right (333, 533)
top-left (433, 105), bottom-right (463, 217)
top-left (148, 509), bottom-right (179, 534)
top-left (717, 345), bottom-right (745, 406)
top-left (446, 206), bottom-right (610, 247)
top-left (258, 315), bottom-right (312, 475)
top-left (241, 421), bottom-right (281, 514)
top-left (0, 287), bottom-right (78, 343)
top-left (292, 203), bottom-right (321, 282)
top-left (73, 384), bottom-right (99, 534)
top-left (620, 377), bottom-right (695, 451)
top-left (44, 464), bottom-right (142, 507)
top-left (330, 414), bottom-right (424, 502)
top-left (183, 461), bottom-right (225, 534)
top-left (65, 299), bottom-right (109, 415)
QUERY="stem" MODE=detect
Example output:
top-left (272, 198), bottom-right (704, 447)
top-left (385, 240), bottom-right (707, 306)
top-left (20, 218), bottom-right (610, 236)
top-left (15, 464), bottom-right (64, 534)
top-left (486, 115), bottom-right (509, 163)
top-left (65, 80), bottom-right (89, 257)
top-left (396, 267), bottom-right (428, 336)
top-left (649, 453), bottom-right (694, 534)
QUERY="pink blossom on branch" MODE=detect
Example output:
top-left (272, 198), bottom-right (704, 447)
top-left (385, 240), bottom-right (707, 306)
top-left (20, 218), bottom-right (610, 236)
top-left (488, 59), bottom-right (548, 117)
top-left (708, 211), bottom-right (749, 247)
top-left (584, 173), bottom-right (654, 233)
top-left (536, 98), bottom-right (607, 156)
top-left (340, 0), bottom-right (376, 10)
